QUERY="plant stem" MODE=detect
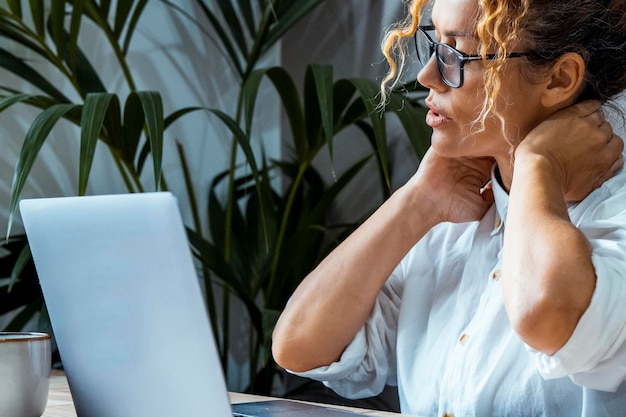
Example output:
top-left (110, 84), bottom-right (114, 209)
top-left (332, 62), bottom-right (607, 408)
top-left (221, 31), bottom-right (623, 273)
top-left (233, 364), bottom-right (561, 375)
top-left (220, 4), bottom-right (279, 390)
top-left (221, 4), bottom-right (275, 373)
top-left (242, 6), bottom-right (273, 81)
top-left (81, 2), bottom-right (137, 92)
top-left (266, 161), bottom-right (309, 305)
top-left (248, 322), bottom-right (258, 392)
top-left (221, 285), bottom-right (231, 377)
top-left (220, 86), bottom-right (248, 380)
top-left (106, 145), bottom-right (144, 193)
top-left (176, 142), bottom-right (219, 337)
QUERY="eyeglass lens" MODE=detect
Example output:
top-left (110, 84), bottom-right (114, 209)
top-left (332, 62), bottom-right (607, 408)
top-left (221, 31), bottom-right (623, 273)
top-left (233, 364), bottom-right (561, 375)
top-left (414, 29), bottom-right (463, 88)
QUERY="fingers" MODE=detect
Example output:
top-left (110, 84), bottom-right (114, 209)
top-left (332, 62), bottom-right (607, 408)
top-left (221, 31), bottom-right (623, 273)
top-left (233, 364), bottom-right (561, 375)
top-left (593, 133), bottom-right (624, 189)
top-left (464, 156), bottom-right (496, 176)
top-left (610, 157), bottom-right (624, 174)
top-left (610, 132), bottom-right (624, 151)
top-left (592, 112), bottom-right (608, 128)
top-left (573, 99), bottom-right (603, 118)
top-left (598, 120), bottom-right (613, 138)
top-left (608, 133), bottom-right (625, 173)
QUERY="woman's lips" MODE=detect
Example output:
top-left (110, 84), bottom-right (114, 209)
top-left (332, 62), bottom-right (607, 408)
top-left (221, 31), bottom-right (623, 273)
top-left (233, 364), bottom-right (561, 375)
top-left (424, 98), bottom-right (450, 128)
top-left (425, 109), bottom-right (449, 128)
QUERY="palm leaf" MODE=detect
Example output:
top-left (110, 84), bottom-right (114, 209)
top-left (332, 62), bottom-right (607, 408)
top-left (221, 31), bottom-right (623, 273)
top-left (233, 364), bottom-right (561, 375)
top-left (8, 243), bottom-right (31, 292)
top-left (6, 0), bottom-right (22, 17)
top-left (97, 0), bottom-right (112, 20)
top-left (121, 92), bottom-right (144, 165)
top-left (50, 0), bottom-right (66, 56)
top-left (346, 77), bottom-right (390, 192)
top-left (243, 67), bottom-right (306, 159)
top-left (28, 0), bottom-right (45, 37)
top-left (121, 0), bottom-right (148, 55)
top-left (332, 78), bottom-right (359, 126)
top-left (0, 93), bottom-right (31, 113)
top-left (8, 103), bottom-right (78, 237)
top-left (0, 47), bottom-right (69, 102)
top-left (101, 93), bottom-right (122, 152)
top-left (386, 89), bottom-right (431, 160)
top-left (260, 0), bottom-right (327, 55)
top-left (79, 93), bottom-right (114, 195)
top-left (136, 91), bottom-right (164, 190)
top-left (3, 300), bottom-right (42, 331)
top-left (210, 108), bottom-right (270, 249)
top-left (310, 154), bottom-right (372, 222)
top-left (191, 0), bottom-right (244, 77)
top-left (310, 64), bottom-right (334, 159)
top-left (236, 0), bottom-right (256, 37)
top-left (210, 109), bottom-right (262, 191)
top-left (66, 0), bottom-right (82, 70)
top-left (216, 0), bottom-right (248, 57)
top-left (303, 66), bottom-right (322, 154)
top-left (113, 0), bottom-right (134, 39)
top-left (61, 40), bottom-right (107, 96)
top-left (207, 171), bottom-right (233, 261)
top-left (0, 15), bottom-right (55, 63)
top-left (164, 106), bottom-right (205, 129)
top-left (336, 88), bottom-right (368, 128)
top-left (135, 105), bottom-right (204, 176)
top-left (353, 120), bottom-right (389, 198)
top-left (187, 228), bottom-right (264, 338)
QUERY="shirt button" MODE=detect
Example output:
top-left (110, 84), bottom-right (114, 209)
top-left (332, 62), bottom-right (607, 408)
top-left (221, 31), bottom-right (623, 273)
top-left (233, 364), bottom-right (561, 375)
top-left (458, 333), bottom-right (469, 345)
top-left (443, 414), bottom-right (455, 417)
top-left (491, 269), bottom-right (501, 281)
top-left (495, 218), bottom-right (502, 228)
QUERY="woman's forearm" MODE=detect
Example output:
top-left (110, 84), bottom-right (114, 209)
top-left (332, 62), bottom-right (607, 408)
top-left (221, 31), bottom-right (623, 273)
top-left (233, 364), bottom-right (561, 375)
top-left (502, 153), bottom-right (596, 354)
top-left (272, 182), bottom-right (439, 372)
top-left (272, 150), bottom-right (495, 372)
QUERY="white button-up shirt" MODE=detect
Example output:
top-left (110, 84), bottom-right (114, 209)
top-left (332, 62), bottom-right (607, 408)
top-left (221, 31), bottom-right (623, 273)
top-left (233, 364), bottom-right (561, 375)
top-left (294, 165), bottom-right (626, 417)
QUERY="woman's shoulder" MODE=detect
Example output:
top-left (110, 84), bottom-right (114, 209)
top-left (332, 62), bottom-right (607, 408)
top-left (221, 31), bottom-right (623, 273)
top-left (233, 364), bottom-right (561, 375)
top-left (570, 164), bottom-right (626, 223)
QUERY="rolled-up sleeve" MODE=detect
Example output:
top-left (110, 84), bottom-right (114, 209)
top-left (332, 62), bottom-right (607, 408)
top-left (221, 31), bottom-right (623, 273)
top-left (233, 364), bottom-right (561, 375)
top-left (289, 269), bottom-right (404, 399)
top-left (530, 196), bottom-right (626, 392)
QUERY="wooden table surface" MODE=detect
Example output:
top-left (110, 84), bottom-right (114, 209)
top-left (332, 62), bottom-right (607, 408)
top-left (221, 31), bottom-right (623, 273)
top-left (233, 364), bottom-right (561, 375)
top-left (43, 370), bottom-right (410, 416)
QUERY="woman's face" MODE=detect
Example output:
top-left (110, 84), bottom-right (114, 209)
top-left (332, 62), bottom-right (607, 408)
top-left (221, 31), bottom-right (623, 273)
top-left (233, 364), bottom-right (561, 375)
top-left (417, 0), bottom-right (549, 164)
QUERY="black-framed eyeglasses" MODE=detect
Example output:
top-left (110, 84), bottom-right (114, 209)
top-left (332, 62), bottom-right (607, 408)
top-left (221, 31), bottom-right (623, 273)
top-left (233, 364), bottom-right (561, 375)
top-left (414, 26), bottom-right (537, 88)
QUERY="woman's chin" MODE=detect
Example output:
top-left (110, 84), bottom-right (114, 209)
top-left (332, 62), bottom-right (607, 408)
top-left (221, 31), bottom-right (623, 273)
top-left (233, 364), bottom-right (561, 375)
top-left (430, 132), bottom-right (500, 159)
top-left (430, 135), bottom-right (463, 158)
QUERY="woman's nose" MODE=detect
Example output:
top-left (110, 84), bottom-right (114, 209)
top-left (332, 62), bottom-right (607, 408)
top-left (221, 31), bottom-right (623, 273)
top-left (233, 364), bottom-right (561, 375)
top-left (417, 54), bottom-right (446, 91)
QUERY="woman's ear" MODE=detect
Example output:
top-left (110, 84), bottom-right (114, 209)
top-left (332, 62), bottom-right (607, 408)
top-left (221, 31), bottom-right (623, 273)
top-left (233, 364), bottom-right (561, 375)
top-left (541, 52), bottom-right (586, 108)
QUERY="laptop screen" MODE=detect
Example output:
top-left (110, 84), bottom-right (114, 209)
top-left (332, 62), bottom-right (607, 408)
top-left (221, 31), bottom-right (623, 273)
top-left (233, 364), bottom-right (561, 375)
top-left (21, 192), bottom-right (233, 417)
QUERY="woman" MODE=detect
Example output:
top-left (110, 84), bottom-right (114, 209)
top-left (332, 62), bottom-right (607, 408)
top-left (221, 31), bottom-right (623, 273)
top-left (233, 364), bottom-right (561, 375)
top-left (272, 0), bottom-right (626, 415)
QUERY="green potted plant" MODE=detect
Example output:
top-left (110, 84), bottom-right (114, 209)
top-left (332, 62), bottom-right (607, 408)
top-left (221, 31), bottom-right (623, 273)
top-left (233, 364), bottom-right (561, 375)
top-left (0, 0), bottom-right (430, 395)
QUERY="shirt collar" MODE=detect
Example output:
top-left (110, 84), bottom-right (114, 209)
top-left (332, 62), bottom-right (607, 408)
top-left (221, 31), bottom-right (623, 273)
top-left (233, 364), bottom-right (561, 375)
top-left (491, 164), bottom-right (509, 233)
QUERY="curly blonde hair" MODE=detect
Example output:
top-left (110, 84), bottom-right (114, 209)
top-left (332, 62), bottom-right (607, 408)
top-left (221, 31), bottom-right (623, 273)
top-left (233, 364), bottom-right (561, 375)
top-left (382, 0), bottom-right (626, 138)
top-left (381, 0), bottom-right (531, 136)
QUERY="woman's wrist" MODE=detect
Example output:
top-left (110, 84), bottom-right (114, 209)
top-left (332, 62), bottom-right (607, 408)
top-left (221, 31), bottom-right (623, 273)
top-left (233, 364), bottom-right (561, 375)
top-left (394, 180), bottom-right (444, 235)
top-left (514, 148), bottom-right (565, 194)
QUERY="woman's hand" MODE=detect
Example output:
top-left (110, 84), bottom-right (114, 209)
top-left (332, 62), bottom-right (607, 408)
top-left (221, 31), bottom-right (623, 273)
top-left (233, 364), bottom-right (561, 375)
top-left (515, 100), bottom-right (624, 202)
top-left (504, 100), bottom-right (623, 354)
top-left (405, 148), bottom-right (495, 225)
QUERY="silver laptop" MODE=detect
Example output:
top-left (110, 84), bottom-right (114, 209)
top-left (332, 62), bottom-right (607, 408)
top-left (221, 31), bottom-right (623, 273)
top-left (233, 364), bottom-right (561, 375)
top-left (20, 192), bottom-right (369, 417)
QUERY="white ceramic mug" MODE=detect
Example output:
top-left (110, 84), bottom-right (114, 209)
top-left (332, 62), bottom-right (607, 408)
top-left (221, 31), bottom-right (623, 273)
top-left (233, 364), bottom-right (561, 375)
top-left (0, 332), bottom-right (51, 417)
